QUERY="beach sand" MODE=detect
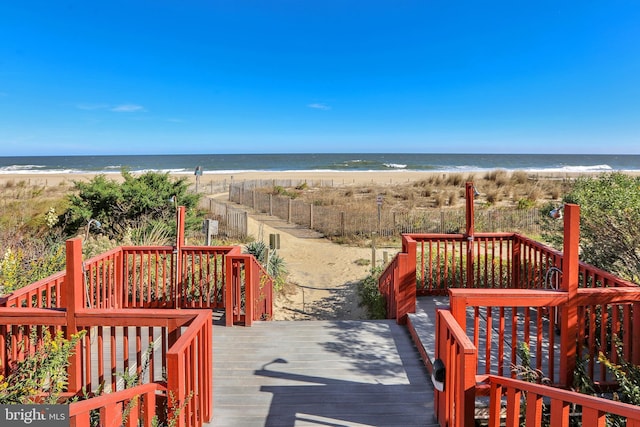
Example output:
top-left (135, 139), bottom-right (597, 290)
top-left (0, 167), bottom-right (612, 190)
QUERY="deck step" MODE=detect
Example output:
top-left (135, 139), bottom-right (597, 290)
top-left (210, 320), bottom-right (437, 427)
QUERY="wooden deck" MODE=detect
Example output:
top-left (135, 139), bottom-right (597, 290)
top-left (210, 320), bottom-right (438, 427)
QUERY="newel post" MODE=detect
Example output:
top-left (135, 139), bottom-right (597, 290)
top-left (396, 236), bottom-right (417, 324)
top-left (560, 203), bottom-right (580, 388)
top-left (64, 237), bottom-right (84, 393)
top-left (465, 182), bottom-right (475, 288)
top-left (174, 206), bottom-right (186, 308)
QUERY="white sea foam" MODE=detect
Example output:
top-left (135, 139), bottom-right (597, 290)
top-left (383, 163), bottom-right (407, 169)
top-left (0, 164), bottom-right (46, 172)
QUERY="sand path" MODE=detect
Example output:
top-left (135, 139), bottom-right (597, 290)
top-left (245, 211), bottom-right (379, 320)
top-left (209, 191), bottom-right (383, 321)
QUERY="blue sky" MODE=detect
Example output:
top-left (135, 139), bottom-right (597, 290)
top-left (1, 1), bottom-right (639, 156)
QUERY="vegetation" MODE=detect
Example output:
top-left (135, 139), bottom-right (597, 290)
top-left (0, 330), bottom-right (86, 404)
top-left (357, 267), bottom-right (386, 319)
top-left (542, 172), bottom-right (640, 282)
top-left (59, 171), bottom-right (203, 244)
top-left (244, 241), bottom-right (288, 292)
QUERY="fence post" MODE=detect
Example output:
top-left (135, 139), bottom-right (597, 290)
top-left (64, 237), bottom-right (83, 394)
top-left (560, 203), bottom-right (580, 388)
top-left (309, 203), bottom-right (314, 229)
top-left (288, 199), bottom-right (292, 223)
top-left (269, 194), bottom-right (273, 216)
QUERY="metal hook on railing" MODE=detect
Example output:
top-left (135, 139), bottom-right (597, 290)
top-left (544, 266), bottom-right (562, 290)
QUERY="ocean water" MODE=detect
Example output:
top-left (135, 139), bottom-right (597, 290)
top-left (0, 153), bottom-right (639, 175)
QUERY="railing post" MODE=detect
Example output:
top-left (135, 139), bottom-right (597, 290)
top-left (225, 256), bottom-right (235, 327)
top-left (245, 257), bottom-right (254, 327)
top-left (560, 203), bottom-right (580, 388)
top-left (166, 352), bottom-right (185, 427)
top-left (64, 237), bottom-right (84, 394)
top-left (465, 182), bottom-right (475, 288)
top-left (512, 236), bottom-right (521, 288)
top-left (396, 237), bottom-right (417, 324)
top-left (115, 248), bottom-right (123, 308)
top-left (175, 206), bottom-right (186, 308)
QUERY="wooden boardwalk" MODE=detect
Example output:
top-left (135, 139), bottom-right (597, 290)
top-left (210, 320), bottom-right (438, 427)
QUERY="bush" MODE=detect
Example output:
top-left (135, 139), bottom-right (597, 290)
top-left (357, 267), bottom-right (386, 319)
top-left (542, 173), bottom-right (640, 282)
top-left (59, 171), bottom-right (202, 242)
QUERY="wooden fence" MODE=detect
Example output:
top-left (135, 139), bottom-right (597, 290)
top-left (200, 198), bottom-right (248, 239)
top-left (229, 184), bottom-right (542, 238)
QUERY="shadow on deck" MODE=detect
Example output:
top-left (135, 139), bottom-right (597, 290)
top-left (211, 320), bottom-right (438, 427)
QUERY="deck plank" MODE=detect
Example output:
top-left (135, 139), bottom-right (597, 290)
top-left (210, 320), bottom-right (437, 427)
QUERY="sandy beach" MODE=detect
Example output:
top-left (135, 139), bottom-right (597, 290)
top-left (0, 168), bottom-right (618, 190)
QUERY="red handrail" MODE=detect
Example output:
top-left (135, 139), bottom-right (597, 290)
top-left (166, 311), bottom-right (212, 427)
top-left (69, 382), bottom-right (162, 427)
top-left (486, 375), bottom-right (640, 426)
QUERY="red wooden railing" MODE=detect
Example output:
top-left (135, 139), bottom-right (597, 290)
top-left (225, 254), bottom-right (273, 326)
top-left (0, 271), bottom-right (65, 308)
top-left (434, 309), bottom-right (477, 427)
top-left (0, 244), bottom-right (270, 326)
top-left (437, 304), bottom-right (640, 427)
top-left (0, 214), bottom-right (272, 427)
top-left (377, 195), bottom-right (640, 427)
top-left (378, 255), bottom-right (399, 319)
top-left (0, 308), bottom-right (212, 427)
top-left (179, 246), bottom-right (241, 309)
top-left (486, 375), bottom-right (640, 427)
top-left (166, 311), bottom-right (212, 427)
top-left (448, 289), bottom-right (568, 385)
top-left (69, 382), bottom-right (162, 427)
top-left (575, 287), bottom-right (640, 385)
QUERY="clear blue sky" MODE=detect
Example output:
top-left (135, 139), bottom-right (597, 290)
top-left (1, 1), bottom-right (639, 156)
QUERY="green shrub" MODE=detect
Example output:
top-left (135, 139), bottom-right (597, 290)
top-left (357, 267), bottom-right (386, 319)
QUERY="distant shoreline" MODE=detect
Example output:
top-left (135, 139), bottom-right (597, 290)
top-left (2, 169), bottom-right (638, 191)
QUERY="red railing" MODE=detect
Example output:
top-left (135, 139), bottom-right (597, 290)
top-left (435, 309), bottom-right (477, 427)
top-left (376, 235), bottom-right (415, 323)
top-left (380, 231), bottom-right (639, 322)
top-left (166, 311), bottom-right (212, 427)
top-left (486, 375), bottom-right (640, 427)
top-left (0, 271), bottom-right (65, 308)
top-left (0, 308), bottom-right (67, 377)
top-left (436, 303), bottom-right (640, 427)
top-left (575, 287), bottom-right (640, 386)
top-left (378, 255), bottom-right (399, 319)
top-left (69, 382), bottom-right (162, 427)
top-left (0, 232), bottom-right (271, 426)
top-left (179, 246), bottom-right (241, 309)
top-left (449, 289), bottom-right (568, 386)
top-left (0, 308), bottom-right (212, 427)
top-left (84, 247), bottom-right (124, 309)
top-left (225, 254), bottom-right (273, 326)
top-left (1, 244), bottom-right (271, 326)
